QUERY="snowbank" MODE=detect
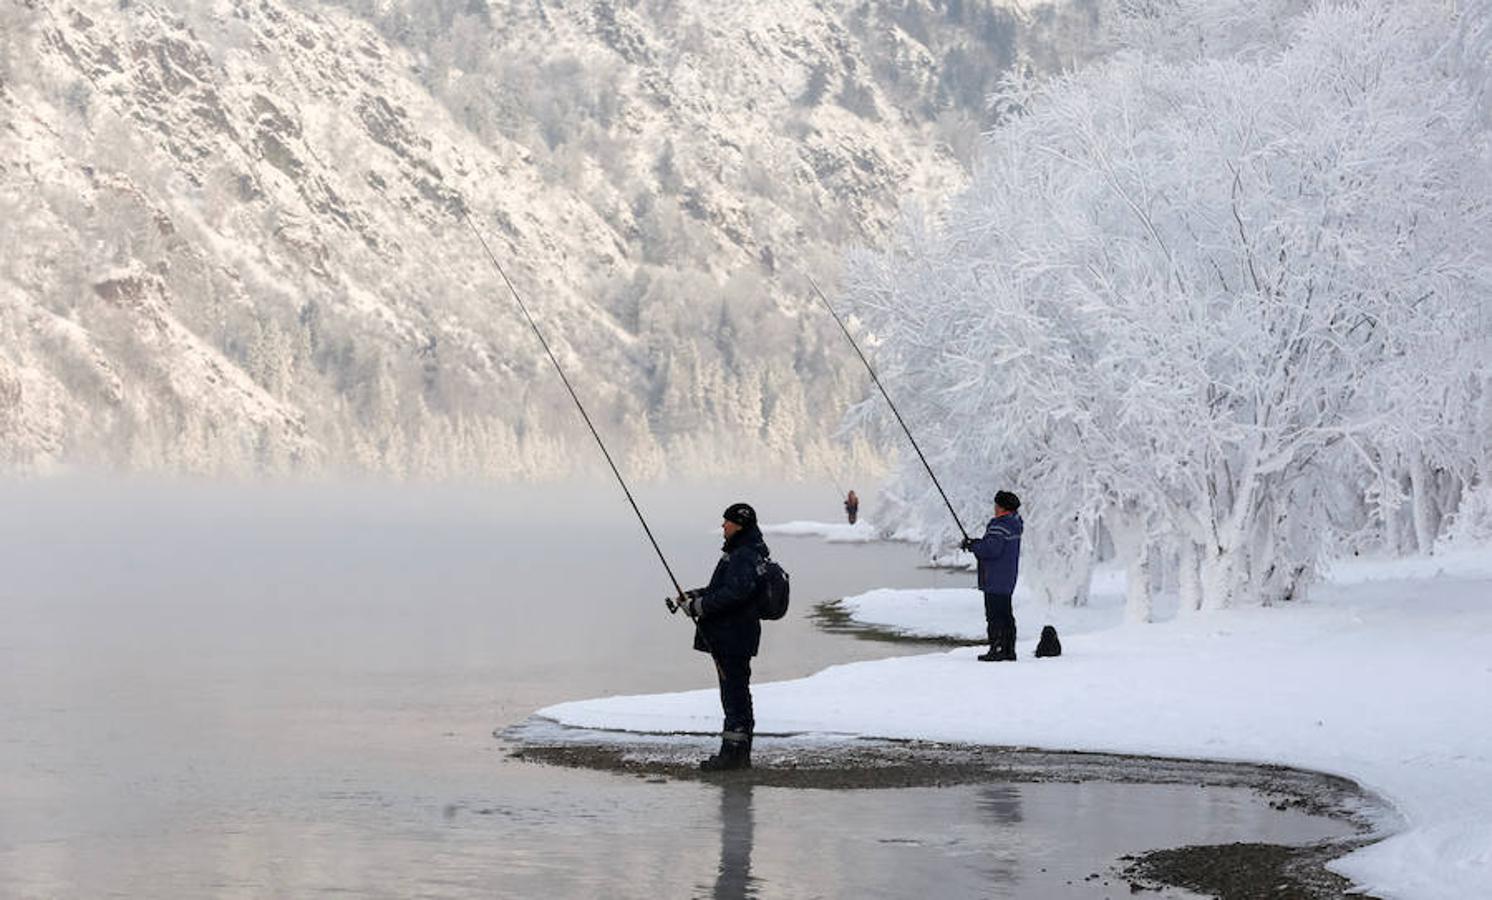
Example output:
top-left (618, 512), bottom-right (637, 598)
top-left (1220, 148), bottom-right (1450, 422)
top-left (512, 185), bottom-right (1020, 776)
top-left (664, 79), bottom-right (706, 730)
top-left (837, 565), bottom-right (1129, 640)
top-left (760, 520), bottom-right (881, 543)
top-left (537, 548), bottom-right (1492, 900)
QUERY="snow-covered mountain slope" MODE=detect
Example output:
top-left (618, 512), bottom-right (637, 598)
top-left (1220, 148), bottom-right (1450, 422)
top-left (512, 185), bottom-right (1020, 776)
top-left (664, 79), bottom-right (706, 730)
top-left (0, 0), bottom-right (1093, 477)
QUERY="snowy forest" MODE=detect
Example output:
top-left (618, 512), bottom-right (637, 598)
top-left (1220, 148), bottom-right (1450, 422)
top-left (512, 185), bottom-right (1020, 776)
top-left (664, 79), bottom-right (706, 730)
top-left (0, 0), bottom-right (1096, 478)
top-left (4, 0), bottom-right (1489, 611)
top-left (848, 0), bottom-right (1492, 612)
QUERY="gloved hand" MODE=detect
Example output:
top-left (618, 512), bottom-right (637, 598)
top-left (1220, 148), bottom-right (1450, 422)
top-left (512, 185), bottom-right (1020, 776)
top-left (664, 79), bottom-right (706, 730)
top-left (959, 537), bottom-right (975, 551)
top-left (667, 592), bottom-right (700, 617)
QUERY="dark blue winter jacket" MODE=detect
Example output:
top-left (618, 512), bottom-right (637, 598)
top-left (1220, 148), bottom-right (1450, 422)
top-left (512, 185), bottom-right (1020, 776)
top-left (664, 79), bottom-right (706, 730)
top-left (970, 512), bottom-right (1023, 595)
top-left (690, 525), bottom-right (768, 658)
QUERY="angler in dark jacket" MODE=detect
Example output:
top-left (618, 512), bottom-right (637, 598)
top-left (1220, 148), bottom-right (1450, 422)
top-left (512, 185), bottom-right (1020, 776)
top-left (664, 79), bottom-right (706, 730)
top-left (671, 502), bottom-right (768, 771)
top-left (961, 490), bottom-right (1024, 662)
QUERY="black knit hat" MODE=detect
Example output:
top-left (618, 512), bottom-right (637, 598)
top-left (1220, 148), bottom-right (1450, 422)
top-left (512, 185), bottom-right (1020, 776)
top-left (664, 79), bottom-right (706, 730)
top-left (723, 502), bottom-right (757, 527)
top-left (994, 490), bottom-right (1021, 511)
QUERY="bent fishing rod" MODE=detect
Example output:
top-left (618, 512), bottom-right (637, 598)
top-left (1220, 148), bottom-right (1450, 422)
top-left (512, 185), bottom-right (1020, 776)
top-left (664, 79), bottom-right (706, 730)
top-left (806, 275), bottom-right (971, 544)
top-left (459, 208), bottom-right (696, 617)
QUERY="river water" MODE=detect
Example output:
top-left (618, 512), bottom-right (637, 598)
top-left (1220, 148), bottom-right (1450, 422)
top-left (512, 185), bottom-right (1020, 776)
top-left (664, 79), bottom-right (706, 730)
top-left (0, 479), bottom-right (1352, 898)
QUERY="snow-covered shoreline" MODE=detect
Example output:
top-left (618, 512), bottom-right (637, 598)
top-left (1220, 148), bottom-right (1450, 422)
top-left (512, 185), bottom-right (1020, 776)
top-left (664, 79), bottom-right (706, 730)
top-left (760, 519), bottom-right (883, 543)
top-left (535, 543), bottom-right (1492, 900)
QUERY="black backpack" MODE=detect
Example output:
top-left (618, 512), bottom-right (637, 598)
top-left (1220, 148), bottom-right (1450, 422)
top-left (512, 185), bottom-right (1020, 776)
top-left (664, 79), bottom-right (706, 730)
top-left (1035, 625), bottom-right (1062, 658)
top-left (756, 557), bottom-right (791, 620)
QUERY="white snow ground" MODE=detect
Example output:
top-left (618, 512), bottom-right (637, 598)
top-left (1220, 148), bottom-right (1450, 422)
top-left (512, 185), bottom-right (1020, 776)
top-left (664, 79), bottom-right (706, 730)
top-left (537, 535), bottom-right (1492, 900)
top-left (833, 563), bottom-right (1130, 640)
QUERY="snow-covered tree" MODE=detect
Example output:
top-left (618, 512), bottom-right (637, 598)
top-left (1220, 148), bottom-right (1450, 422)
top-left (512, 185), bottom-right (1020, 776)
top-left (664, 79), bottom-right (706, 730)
top-left (849, 0), bottom-right (1492, 614)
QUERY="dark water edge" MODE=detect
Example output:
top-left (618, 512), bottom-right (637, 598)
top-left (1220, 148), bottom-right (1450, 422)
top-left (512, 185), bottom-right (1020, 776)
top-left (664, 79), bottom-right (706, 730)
top-left (505, 721), bottom-right (1397, 900)
top-left (809, 597), bottom-right (985, 646)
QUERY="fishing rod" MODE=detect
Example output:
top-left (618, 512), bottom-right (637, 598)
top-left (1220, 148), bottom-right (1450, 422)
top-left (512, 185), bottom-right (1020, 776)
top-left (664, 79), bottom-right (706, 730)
top-left (458, 209), bottom-right (695, 614)
top-left (806, 274), bottom-right (971, 543)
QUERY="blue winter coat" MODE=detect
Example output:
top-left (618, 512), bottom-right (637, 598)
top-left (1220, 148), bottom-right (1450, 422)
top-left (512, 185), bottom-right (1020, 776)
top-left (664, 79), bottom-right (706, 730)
top-left (970, 512), bottom-right (1023, 595)
top-left (690, 525), bottom-right (768, 657)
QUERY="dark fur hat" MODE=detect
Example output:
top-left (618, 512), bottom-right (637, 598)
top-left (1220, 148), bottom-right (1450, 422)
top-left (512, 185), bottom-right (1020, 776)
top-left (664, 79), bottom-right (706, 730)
top-left (723, 502), bottom-right (757, 527)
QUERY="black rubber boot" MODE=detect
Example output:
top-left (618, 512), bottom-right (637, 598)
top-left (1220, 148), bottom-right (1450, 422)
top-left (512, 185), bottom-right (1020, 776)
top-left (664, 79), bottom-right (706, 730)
top-left (978, 629), bottom-right (1016, 662)
top-left (700, 736), bottom-right (751, 771)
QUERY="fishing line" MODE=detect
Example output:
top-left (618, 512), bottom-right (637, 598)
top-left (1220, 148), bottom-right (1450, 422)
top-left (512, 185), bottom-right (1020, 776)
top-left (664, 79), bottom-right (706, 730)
top-left (807, 274), bottom-right (970, 542)
top-left (459, 208), bottom-right (692, 605)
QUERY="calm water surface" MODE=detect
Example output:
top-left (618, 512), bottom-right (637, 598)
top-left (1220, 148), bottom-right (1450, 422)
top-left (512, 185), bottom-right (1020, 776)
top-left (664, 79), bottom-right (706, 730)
top-left (0, 479), bottom-right (1349, 898)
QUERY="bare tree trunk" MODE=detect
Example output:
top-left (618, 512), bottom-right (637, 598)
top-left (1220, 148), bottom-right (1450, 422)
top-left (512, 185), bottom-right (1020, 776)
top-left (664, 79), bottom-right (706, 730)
top-left (1125, 543), bottom-right (1156, 624)
top-left (1409, 453), bottom-right (1440, 554)
top-left (1109, 504), bottom-right (1155, 623)
top-left (1178, 540), bottom-right (1204, 615)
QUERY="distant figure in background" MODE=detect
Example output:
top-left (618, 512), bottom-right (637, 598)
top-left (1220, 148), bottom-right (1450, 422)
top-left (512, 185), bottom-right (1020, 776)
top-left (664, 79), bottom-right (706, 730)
top-left (960, 490), bottom-right (1024, 662)
top-left (844, 490), bottom-right (859, 525)
top-left (670, 503), bottom-right (768, 771)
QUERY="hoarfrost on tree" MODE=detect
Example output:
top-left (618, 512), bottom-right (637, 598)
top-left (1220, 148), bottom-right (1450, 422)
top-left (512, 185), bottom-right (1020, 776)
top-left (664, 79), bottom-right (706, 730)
top-left (847, 0), bottom-right (1492, 615)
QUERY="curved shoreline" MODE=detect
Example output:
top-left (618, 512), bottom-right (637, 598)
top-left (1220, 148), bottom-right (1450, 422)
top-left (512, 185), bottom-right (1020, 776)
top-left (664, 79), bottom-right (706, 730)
top-left (808, 598), bottom-right (985, 646)
top-left (502, 720), bottom-right (1397, 899)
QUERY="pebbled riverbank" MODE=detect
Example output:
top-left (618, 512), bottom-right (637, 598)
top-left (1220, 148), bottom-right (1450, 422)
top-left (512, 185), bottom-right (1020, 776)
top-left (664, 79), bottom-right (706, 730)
top-left (505, 725), bottom-right (1391, 899)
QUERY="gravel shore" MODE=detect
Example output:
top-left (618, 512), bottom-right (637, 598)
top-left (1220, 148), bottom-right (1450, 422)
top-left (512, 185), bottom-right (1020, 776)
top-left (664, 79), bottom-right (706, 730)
top-left (507, 727), bottom-right (1392, 899)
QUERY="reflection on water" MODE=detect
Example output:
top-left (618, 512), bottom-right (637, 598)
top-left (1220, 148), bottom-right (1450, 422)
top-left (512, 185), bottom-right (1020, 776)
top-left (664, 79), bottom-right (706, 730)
top-left (977, 785), bottom-right (1024, 888)
top-left (978, 785), bottom-right (1025, 826)
top-left (708, 783), bottom-right (758, 900)
top-left (0, 478), bottom-right (1353, 898)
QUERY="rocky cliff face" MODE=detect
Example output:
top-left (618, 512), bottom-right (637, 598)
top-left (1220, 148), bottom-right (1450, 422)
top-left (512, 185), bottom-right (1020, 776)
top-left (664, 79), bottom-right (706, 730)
top-left (0, 0), bottom-right (1093, 478)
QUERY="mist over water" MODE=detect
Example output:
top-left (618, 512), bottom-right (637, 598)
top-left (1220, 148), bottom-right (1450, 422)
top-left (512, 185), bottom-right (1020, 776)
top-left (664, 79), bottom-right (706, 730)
top-left (0, 477), bottom-right (1347, 897)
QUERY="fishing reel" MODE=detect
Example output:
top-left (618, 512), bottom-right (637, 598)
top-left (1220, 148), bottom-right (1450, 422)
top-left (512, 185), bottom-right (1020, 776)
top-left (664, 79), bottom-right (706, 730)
top-left (665, 593), bottom-right (697, 617)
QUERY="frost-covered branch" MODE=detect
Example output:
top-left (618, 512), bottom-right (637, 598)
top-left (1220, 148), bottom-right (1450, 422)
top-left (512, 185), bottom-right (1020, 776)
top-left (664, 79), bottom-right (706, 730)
top-left (848, 0), bottom-right (1492, 613)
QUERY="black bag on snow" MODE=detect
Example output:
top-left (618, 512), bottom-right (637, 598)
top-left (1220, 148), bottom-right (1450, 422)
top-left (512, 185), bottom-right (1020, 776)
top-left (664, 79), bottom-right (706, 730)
top-left (1034, 624), bottom-right (1062, 658)
top-left (755, 558), bottom-right (791, 620)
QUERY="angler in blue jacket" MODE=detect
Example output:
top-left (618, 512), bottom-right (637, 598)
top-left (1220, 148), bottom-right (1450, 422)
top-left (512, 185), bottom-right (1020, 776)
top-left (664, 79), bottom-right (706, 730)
top-left (960, 490), bottom-right (1024, 661)
top-left (670, 502), bottom-right (768, 771)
